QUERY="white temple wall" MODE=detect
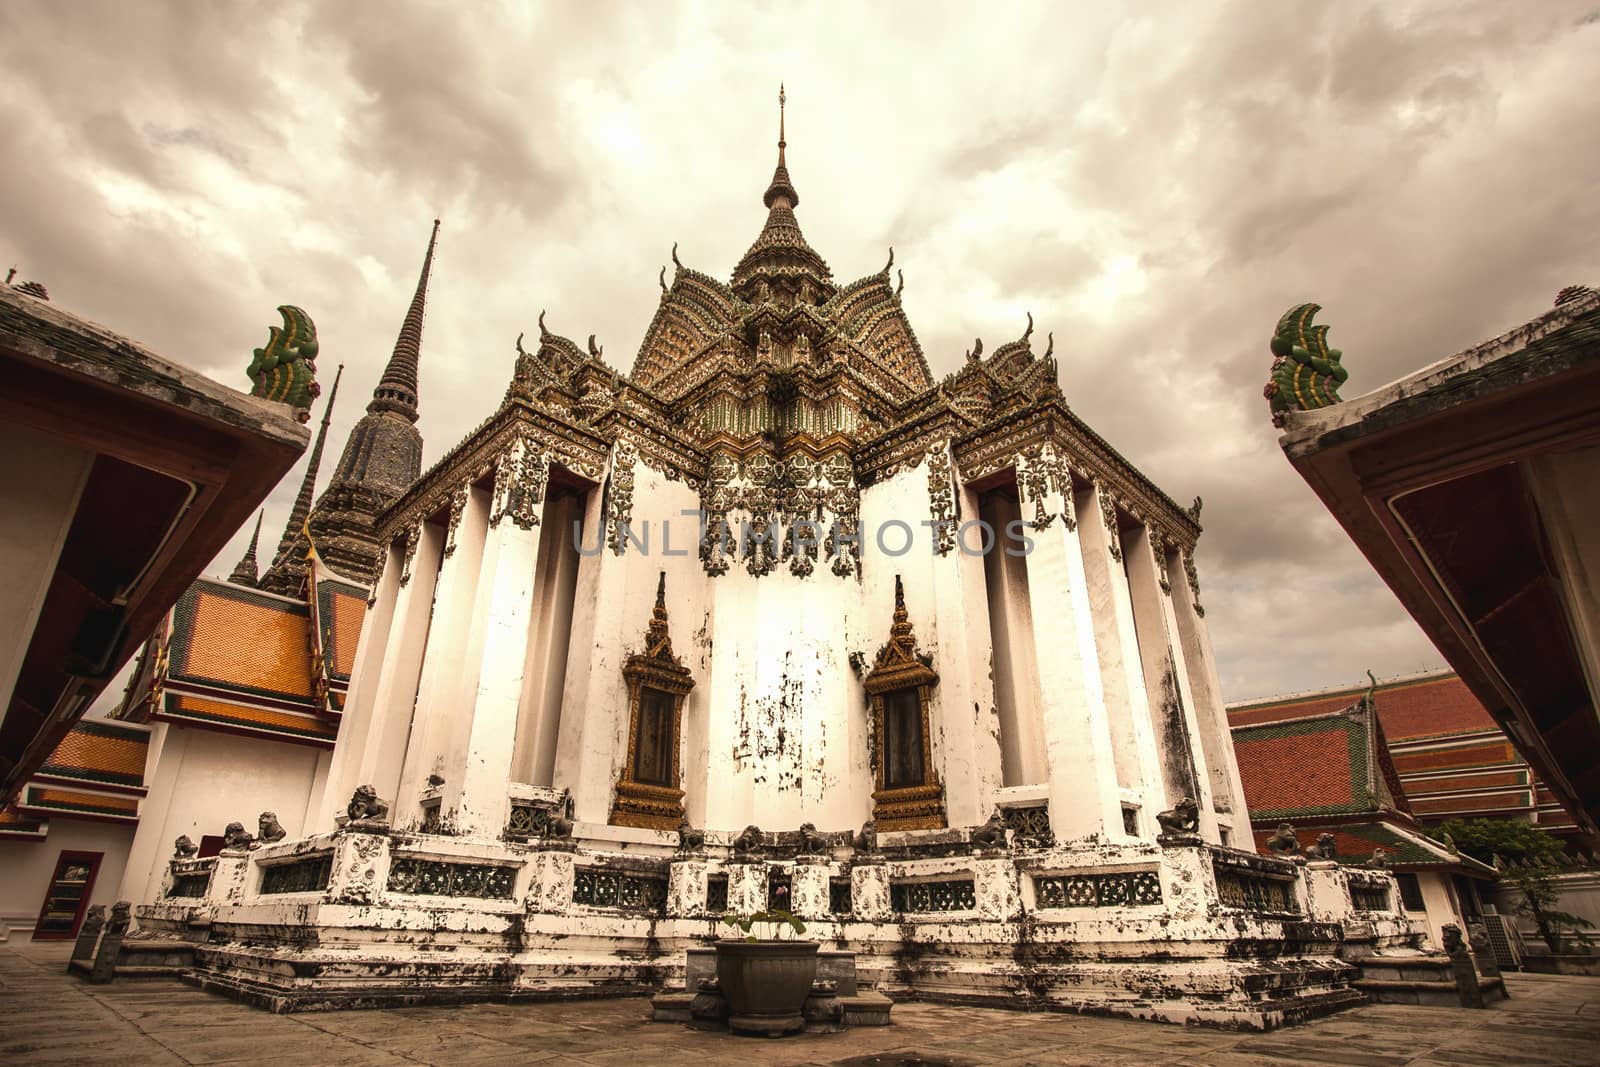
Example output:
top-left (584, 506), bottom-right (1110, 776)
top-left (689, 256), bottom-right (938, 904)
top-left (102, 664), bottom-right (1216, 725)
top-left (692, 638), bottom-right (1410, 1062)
top-left (551, 486), bottom-right (621, 825)
top-left (696, 483), bottom-right (866, 832)
top-left (118, 724), bottom-right (322, 903)
top-left (1169, 549), bottom-right (1247, 840)
top-left (0, 423), bottom-right (93, 718)
top-left (1526, 445), bottom-right (1600, 709)
top-left (448, 494), bottom-right (546, 836)
top-left (510, 489), bottom-right (586, 788)
top-left (1074, 483), bottom-right (1165, 836)
top-left (397, 487), bottom-right (491, 823)
top-left (1020, 498), bottom-right (1125, 843)
top-left (1, 819), bottom-right (134, 939)
top-left (977, 491), bottom-right (1048, 788)
top-left (924, 481), bottom-right (1006, 828)
top-left (315, 541), bottom-right (401, 828)
top-left (551, 461), bottom-right (709, 827)
top-left (1122, 527), bottom-right (1197, 824)
top-left (348, 520), bottom-right (444, 827)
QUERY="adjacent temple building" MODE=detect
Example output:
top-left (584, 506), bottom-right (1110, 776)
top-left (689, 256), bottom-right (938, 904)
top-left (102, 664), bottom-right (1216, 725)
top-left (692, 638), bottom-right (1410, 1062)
top-left (129, 96), bottom-right (1419, 1028)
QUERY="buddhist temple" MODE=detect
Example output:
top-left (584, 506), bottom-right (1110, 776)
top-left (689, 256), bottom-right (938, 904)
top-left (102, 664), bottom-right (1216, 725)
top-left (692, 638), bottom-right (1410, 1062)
top-left (124, 94), bottom-right (1424, 1029)
top-left (1228, 676), bottom-right (1497, 949)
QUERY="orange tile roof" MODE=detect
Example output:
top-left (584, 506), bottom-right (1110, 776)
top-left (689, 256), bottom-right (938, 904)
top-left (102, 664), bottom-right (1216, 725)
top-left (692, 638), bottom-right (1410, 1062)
top-left (318, 580), bottom-right (366, 683)
top-left (19, 785), bottom-right (140, 821)
top-left (160, 693), bottom-right (338, 746)
top-left (172, 582), bottom-right (316, 701)
top-left (0, 803), bottom-right (46, 837)
top-left (1232, 713), bottom-right (1368, 819)
top-left (1229, 674), bottom-right (1497, 740)
top-left (37, 720), bottom-right (148, 790)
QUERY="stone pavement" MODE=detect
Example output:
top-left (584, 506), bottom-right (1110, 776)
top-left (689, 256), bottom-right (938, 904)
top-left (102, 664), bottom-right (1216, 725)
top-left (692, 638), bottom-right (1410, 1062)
top-left (3, 942), bottom-right (1599, 1066)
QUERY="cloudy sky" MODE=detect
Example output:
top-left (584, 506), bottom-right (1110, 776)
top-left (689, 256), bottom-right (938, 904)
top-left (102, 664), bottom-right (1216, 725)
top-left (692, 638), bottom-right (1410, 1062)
top-left (3, 1), bottom-right (1596, 704)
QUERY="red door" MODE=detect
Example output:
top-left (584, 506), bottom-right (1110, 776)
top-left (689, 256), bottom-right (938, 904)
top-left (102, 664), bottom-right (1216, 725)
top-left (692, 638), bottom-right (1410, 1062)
top-left (32, 850), bottom-right (102, 940)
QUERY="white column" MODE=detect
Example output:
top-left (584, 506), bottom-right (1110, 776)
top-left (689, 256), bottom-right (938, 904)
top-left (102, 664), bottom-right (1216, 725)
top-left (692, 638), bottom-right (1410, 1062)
top-left (978, 492), bottom-right (1047, 786)
top-left (0, 424), bottom-right (93, 716)
top-left (1074, 483), bottom-right (1164, 835)
top-left (450, 512), bottom-right (543, 836)
top-left (931, 482), bottom-right (1006, 827)
top-left (314, 541), bottom-right (400, 827)
top-left (1123, 526), bottom-right (1200, 824)
top-left (117, 722), bottom-right (182, 904)
top-left (395, 487), bottom-right (490, 817)
top-left (512, 491), bottom-right (584, 787)
top-left (350, 521), bottom-right (444, 822)
top-left (551, 488), bottom-right (629, 825)
top-left (1022, 491), bottom-right (1123, 843)
top-left (1170, 546), bottom-right (1248, 837)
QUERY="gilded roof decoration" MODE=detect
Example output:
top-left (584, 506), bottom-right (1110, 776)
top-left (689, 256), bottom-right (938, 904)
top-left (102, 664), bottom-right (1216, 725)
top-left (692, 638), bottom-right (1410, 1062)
top-left (1266, 303), bottom-right (1349, 427)
top-left (373, 97), bottom-right (1204, 574)
top-left (248, 305), bottom-right (320, 420)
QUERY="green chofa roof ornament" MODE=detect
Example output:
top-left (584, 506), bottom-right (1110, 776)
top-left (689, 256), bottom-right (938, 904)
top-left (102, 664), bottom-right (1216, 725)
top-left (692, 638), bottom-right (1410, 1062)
top-left (249, 305), bottom-right (321, 422)
top-left (1265, 302), bottom-right (1348, 428)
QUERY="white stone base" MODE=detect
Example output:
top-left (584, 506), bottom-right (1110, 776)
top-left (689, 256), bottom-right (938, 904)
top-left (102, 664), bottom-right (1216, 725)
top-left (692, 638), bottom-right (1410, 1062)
top-left (150, 827), bottom-right (1420, 1028)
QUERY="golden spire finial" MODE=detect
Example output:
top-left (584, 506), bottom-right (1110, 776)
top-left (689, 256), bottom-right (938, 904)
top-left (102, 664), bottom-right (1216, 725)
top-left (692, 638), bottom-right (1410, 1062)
top-left (779, 83), bottom-right (786, 150)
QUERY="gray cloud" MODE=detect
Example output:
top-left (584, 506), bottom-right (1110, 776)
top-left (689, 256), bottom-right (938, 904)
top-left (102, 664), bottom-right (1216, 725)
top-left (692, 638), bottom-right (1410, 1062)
top-left (2, 0), bottom-right (1594, 706)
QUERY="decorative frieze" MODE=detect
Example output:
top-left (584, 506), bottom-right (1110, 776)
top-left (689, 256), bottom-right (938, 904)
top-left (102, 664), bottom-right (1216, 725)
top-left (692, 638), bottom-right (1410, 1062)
top-left (705, 873), bottom-right (729, 913)
top-left (999, 804), bottom-right (1053, 846)
top-left (1183, 550), bottom-right (1205, 616)
top-left (505, 800), bottom-right (563, 838)
top-left (1098, 484), bottom-right (1122, 562)
top-left (890, 878), bottom-right (976, 913)
top-left (397, 523), bottom-right (421, 587)
top-left (696, 448), bottom-right (860, 579)
top-left (1149, 528), bottom-right (1172, 594)
top-left (1349, 883), bottom-right (1391, 913)
top-left (167, 871), bottom-right (212, 898)
top-left (443, 484), bottom-right (469, 557)
top-left (491, 436), bottom-right (550, 531)
top-left (572, 868), bottom-right (667, 913)
top-left (1015, 443), bottom-right (1073, 531)
top-left (926, 440), bottom-right (957, 556)
top-left (1034, 870), bottom-right (1161, 909)
top-left (605, 438), bottom-right (639, 555)
top-left (1212, 857), bottom-right (1297, 913)
top-left (260, 854), bottom-right (333, 895)
top-left (387, 857), bottom-right (515, 899)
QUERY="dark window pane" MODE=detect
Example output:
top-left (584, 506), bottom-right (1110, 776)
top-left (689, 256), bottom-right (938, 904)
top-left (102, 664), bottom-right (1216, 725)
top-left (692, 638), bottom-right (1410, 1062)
top-left (634, 688), bottom-right (675, 786)
top-left (1397, 873), bottom-right (1425, 912)
top-left (883, 688), bottom-right (924, 789)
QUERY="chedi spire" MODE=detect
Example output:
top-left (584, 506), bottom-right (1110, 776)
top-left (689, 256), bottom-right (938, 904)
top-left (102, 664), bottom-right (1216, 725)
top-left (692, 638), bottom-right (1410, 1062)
top-left (228, 511), bottom-right (265, 587)
top-left (731, 85), bottom-right (831, 295)
top-left (368, 218), bottom-right (439, 424)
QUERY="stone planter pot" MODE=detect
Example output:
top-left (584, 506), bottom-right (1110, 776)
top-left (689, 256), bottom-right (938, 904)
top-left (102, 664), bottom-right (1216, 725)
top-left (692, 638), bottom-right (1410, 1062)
top-left (714, 938), bottom-right (819, 1036)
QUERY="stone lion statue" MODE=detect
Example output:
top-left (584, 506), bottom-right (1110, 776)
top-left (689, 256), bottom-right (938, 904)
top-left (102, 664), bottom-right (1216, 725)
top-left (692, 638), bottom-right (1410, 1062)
top-left (257, 812), bottom-right (287, 844)
top-left (1304, 832), bottom-right (1336, 860)
top-left (970, 810), bottom-right (1008, 849)
top-left (732, 824), bottom-right (764, 857)
top-left (796, 822), bottom-right (829, 855)
top-left (1155, 796), bottom-right (1199, 836)
top-left (172, 834), bottom-right (198, 859)
top-left (221, 821), bottom-right (255, 850)
top-left (855, 818), bottom-right (878, 853)
top-left (676, 816), bottom-right (705, 852)
top-left (347, 784), bottom-right (390, 824)
top-left (1265, 823), bottom-right (1300, 854)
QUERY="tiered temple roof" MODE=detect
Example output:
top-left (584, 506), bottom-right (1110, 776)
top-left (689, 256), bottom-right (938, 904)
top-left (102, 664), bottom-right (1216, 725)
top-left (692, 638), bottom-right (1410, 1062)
top-left (1230, 680), bottom-right (1496, 873)
top-left (0, 717), bottom-right (150, 841)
